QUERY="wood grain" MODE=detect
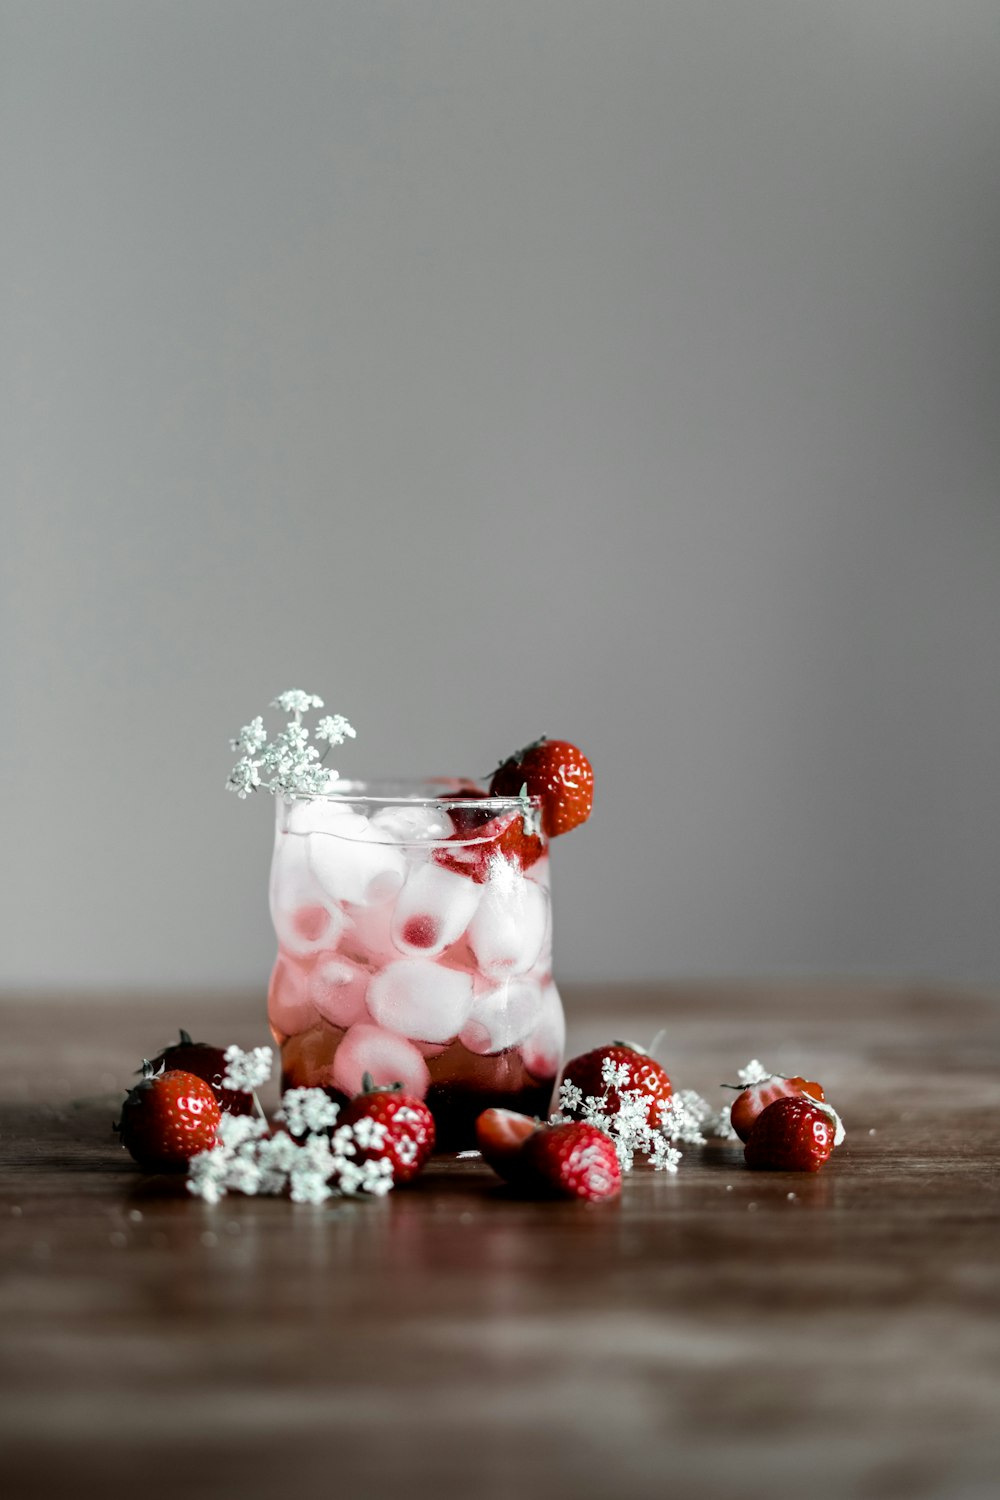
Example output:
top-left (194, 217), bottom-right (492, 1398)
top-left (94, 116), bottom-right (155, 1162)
top-left (2, 982), bottom-right (999, 1500)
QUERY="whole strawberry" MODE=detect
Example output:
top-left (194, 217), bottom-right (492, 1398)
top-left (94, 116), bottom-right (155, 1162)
top-left (145, 1030), bottom-right (254, 1115)
top-left (116, 1068), bottom-right (221, 1170)
top-left (489, 738), bottom-right (594, 838)
top-left (726, 1073), bottom-right (825, 1143)
top-left (521, 1122), bottom-right (622, 1201)
top-left (339, 1077), bottom-right (436, 1185)
top-left (744, 1095), bottom-right (841, 1172)
top-left (561, 1042), bottom-right (672, 1127)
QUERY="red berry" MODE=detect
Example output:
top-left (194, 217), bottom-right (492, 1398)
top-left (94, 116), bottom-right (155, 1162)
top-left (489, 738), bottom-right (594, 838)
top-left (744, 1095), bottom-right (838, 1172)
top-left (116, 1069), bottom-right (221, 1170)
top-left (475, 1107), bottom-right (540, 1185)
top-left (521, 1122), bottom-right (622, 1201)
top-left (433, 807), bottom-right (545, 883)
top-left (145, 1030), bottom-right (255, 1116)
top-left (561, 1043), bottom-right (672, 1127)
top-left (728, 1074), bottom-right (825, 1143)
top-left (340, 1083), bottom-right (436, 1185)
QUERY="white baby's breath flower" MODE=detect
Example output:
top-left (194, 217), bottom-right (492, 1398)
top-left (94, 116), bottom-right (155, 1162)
top-left (187, 1145), bottom-right (232, 1203)
top-left (224, 1152), bottom-right (265, 1196)
top-left (276, 1088), bottom-right (341, 1138)
top-left (601, 1057), bottom-right (633, 1092)
top-left (217, 1113), bottom-right (268, 1150)
top-left (226, 758), bottom-right (261, 799)
top-left (330, 1124), bottom-right (358, 1159)
top-left (737, 1059), bottom-right (771, 1086)
top-left (359, 1156), bottom-right (396, 1197)
top-left (658, 1091), bottom-right (710, 1146)
top-left (227, 692), bottom-right (355, 800)
top-left (221, 1044), bottom-right (273, 1093)
top-left (649, 1136), bottom-right (683, 1174)
top-left (558, 1079), bottom-right (584, 1115)
top-left (184, 1039), bottom-right (402, 1205)
top-left (315, 714), bottom-right (356, 746)
top-left (271, 690), bottom-right (324, 717)
top-left (350, 1116), bottom-right (389, 1151)
top-left (230, 716), bottom-right (268, 755)
top-left (395, 1135), bottom-right (419, 1167)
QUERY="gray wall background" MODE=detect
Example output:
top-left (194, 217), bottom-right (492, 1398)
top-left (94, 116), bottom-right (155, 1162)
top-left (3, 1), bottom-right (999, 992)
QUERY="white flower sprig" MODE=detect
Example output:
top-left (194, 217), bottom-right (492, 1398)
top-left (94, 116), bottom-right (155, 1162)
top-left (187, 1086), bottom-right (400, 1206)
top-left (227, 691), bottom-right (356, 801)
top-left (221, 1043), bottom-right (273, 1094)
top-left (555, 1056), bottom-right (713, 1175)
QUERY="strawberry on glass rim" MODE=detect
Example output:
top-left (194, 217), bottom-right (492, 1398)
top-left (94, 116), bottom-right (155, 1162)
top-left (724, 1068), bottom-right (826, 1143)
top-left (489, 738), bottom-right (594, 838)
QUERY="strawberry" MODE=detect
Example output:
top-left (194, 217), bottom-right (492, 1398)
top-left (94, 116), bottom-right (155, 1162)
top-left (434, 808), bottom-right (544, 882)
top-left (116, 1068), bottom-right (221, 1170)
top-left (726, 1074), bottom-right (825, 1143)
top-left (339, 1077), bottom-right (435, 1184)
top-left (475, 1107), bottom-right (540, 1185)
top-left (145, 1029), bottom-right (255, 1115)
top-left (521, 1121), bottom-right (622, 1201)
top-left (561, 1042), bottom-right (672, 1127)
top-left (744, 1094), bottom-right (841, 1172)
top-left (489, 738), bottom-right (594, 838)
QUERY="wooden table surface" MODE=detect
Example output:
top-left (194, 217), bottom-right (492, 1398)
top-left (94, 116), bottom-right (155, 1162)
top-left (2, 982), bottom-right (999, 1500)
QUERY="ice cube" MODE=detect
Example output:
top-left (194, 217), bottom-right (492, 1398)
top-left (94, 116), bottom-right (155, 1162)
top-left (339, 899), bottom-right (401, 969)
top-left (519, 980), bottom-right (565, 1081)
top-left (308, 955), bottom-right (371, 1029)
top-left (308, 818), bottom-right (406, 907)
top-left (331, 1022), bottom-right (431, 1099)
top-left (459, 977), bottom-right (542, 1055)
top-left (279, 796), bottom-right (358, 837)
top-left (369, 805), bottom-right (455, 842)
top-left (267, 956), bottom-right (319, 1040)
top-left (467, 865), bottom-right (549, 978)
top-left (391, 862), bottom-right (482, 957)
top-left (366, 958), bottom-right (474, 1042)
top-left (269, 834), bottom-right (345, 956)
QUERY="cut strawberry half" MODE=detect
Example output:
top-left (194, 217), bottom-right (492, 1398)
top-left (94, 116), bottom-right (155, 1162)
top-left (475, 1107), bottom-right (540, 1184)
top-left (434, 809), bottom-right (545, 883)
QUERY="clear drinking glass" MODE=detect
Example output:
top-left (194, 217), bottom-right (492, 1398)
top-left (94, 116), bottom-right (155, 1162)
top-left (266, 779), bottom-right (565, 1150)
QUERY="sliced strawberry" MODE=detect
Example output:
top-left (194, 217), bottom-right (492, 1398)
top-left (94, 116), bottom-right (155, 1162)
top-left (744, 1095), bottom-right (840, 1172)
top-left (434, 808), bottom-right (544, 883)
top-left (475, 1107), bottom-right (540, 1184)
top-left (521, 1121), bottom-right (622, 1202)
top-left (727, 1074), bottom-right (826, 1143)
top-left (489, 738), bottom-right (594, 838)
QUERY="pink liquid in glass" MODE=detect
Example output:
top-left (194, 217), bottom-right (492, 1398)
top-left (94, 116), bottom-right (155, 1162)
top-left (267, 781), bottom-right (565, 1150)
